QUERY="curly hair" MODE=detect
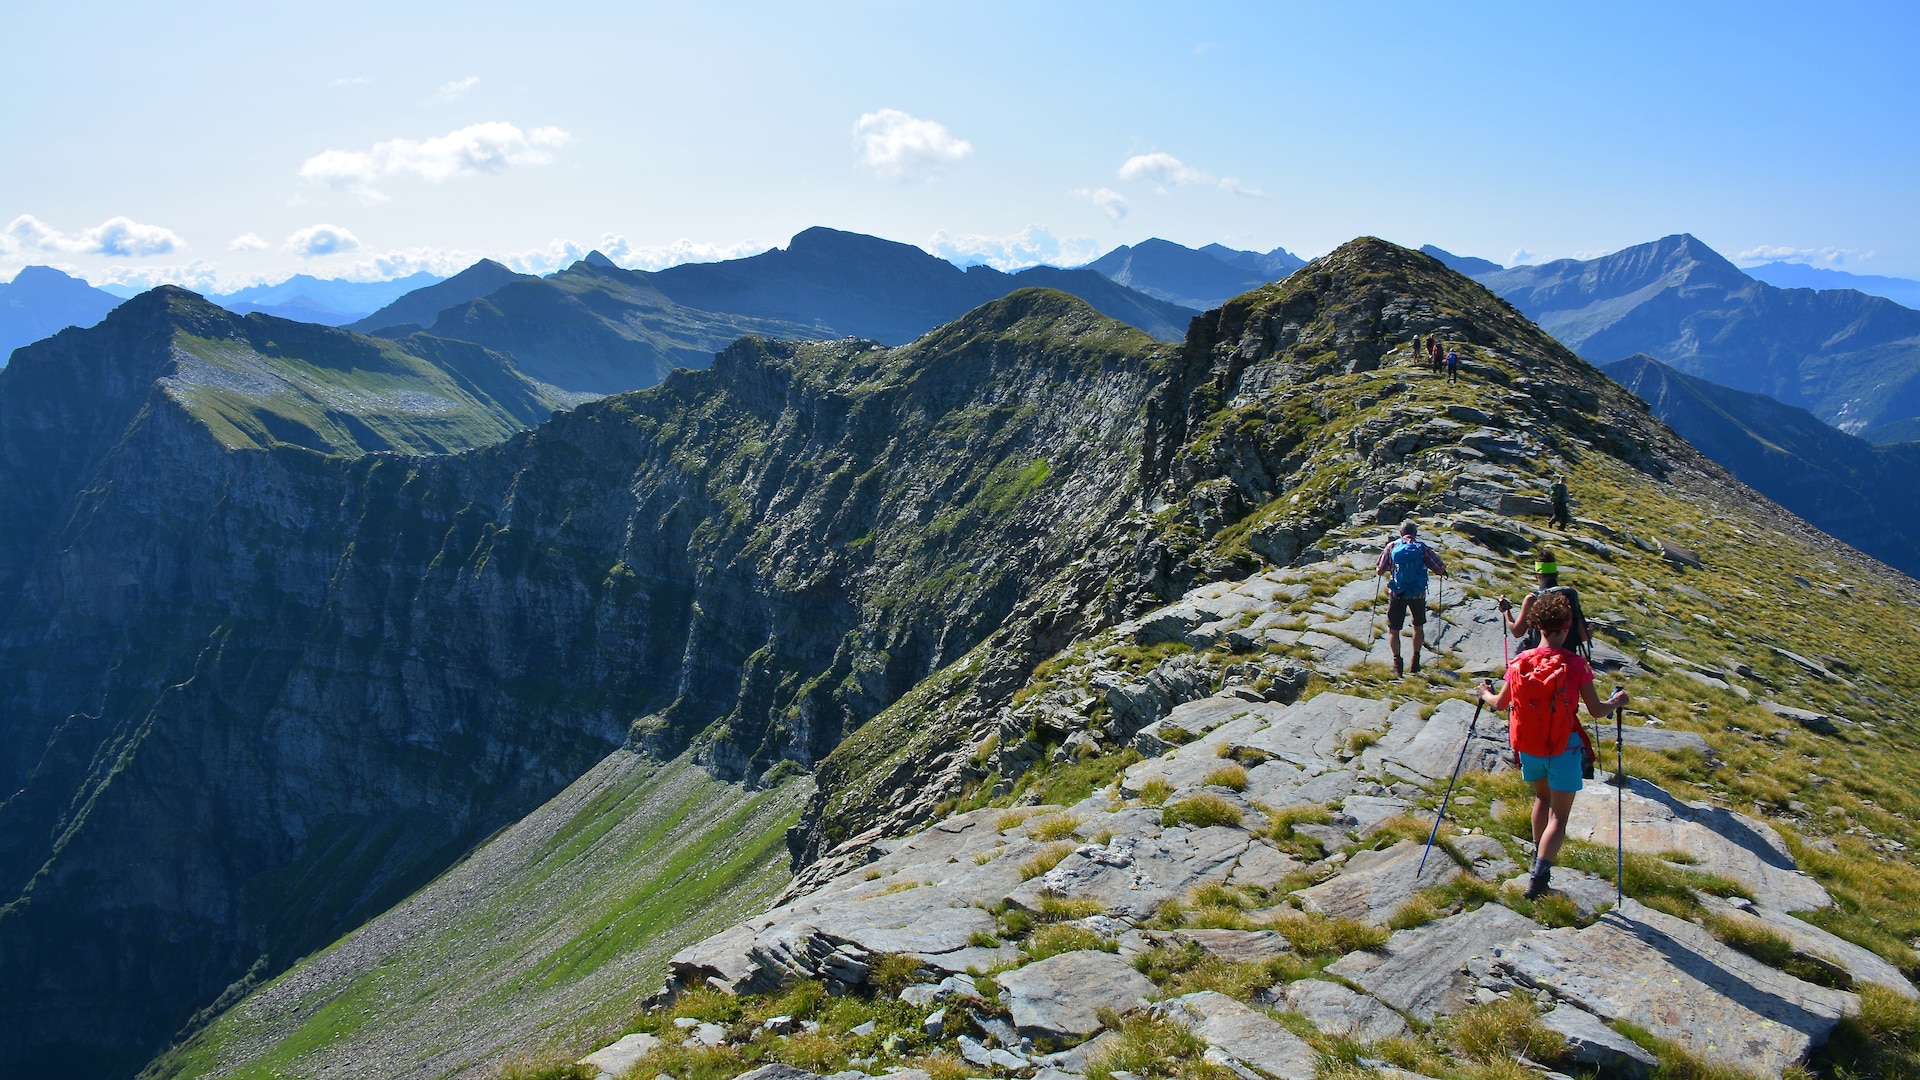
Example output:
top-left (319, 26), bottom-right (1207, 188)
top-left (1528, 591), bottom-right (1572, 633)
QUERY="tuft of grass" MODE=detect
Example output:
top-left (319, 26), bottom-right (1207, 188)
top-left (1557, 840), bottom-right (1749, 917)
top-left (1812, 984), bottom-right (1920, 1078)
top-left (1132, 940), bottom-right (1309, 1001)
top-left (966, 930), bottom-right (1002, 948)
top-left (1026, 923), bottom-right (1118, 961)
top-left (996, 809), bottom-right (1038, 832)
top-left (1020, 842), bottom-right (1079, 881)
top-left (1436, 993), bottom-right (1567, 1065)
top-left (1613, 1019), bottom-right (1765, 1080)
top-left (1163, 793), bottom-right (1243, 829)
top-left (1035, 894), bottom-right (1107, 923)
top-left (868, 953), bottom-right (927, 997)
top-left (1267, 803), bottom-right (1335, 858)
top-left (1202, 764), bottom-right (1249, 791)
top-left (1086, 1011), bottom-right (1238, 1080)
top-left (1268, 911), bottom-right (1388, 957)
top-left (494, 1058), bottom-right (595, 1080)
top-left (1138, 778), bottom-right (1174, 806)
top-left (1029, 813), bottom-right (1085, 842)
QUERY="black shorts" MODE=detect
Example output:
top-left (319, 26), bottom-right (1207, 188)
top-left (1387, 592), bottom-right (1427, 632)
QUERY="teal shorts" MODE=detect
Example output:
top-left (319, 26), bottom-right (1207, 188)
top-left (1518, 733), bottom-right (1584, 793)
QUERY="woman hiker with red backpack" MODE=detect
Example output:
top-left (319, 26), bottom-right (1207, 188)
top-left (1476, 591), bottom-right (1627, 898)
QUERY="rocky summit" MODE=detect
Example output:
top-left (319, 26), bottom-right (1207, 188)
top-left (8, 239), bottom-right (1920, 1080)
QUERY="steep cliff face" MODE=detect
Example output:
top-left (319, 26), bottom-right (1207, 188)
top-left (0, 288), bottom-right (1172, 1076)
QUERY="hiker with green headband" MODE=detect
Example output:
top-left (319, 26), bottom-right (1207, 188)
top-left (1500, 547), bottom-right (1591, 658)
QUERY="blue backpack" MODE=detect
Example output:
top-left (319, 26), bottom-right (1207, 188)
top-left (1389, 540), bottom-right (1430, 598)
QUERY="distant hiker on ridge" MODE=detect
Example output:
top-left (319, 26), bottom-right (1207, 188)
top-left (1376, 520), bottom-right (1447, 677)
top-left (1501, 547), bottom-right (1591, 659)
top-left (1549, 475), bottom-right (1572, 529)
top-left (1429, 337), bottom-right (1443, 373)
top-left (1478, 591), bottom-right (1627, 898)
top-left (1445, 348), bottom-right (1461, 383)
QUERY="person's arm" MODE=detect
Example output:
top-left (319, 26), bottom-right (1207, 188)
top-left (1580, 681), bottom-right (1626, 718)
top-left (1477, 679), bottom-right (1507, 710)
top-left (1376, 544), bottom-right (1392, 576)
top-left (1507, 594), bottom-right (1536, 638)
top-left (1425, 547), bottom-right (1446, 576)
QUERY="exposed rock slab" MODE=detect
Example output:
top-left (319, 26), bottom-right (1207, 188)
top-left (1158, 990), bottom-right (1317, 1080)
top-left (1502, 866), bottom-right (1618, 918)
top-left (997, 950), bottom-right (1157, 1043)
top-left (1539, 1005), bottom-right (1657, 1079)
top-left (1280, 978), bottom-right (1411, 1040)
top-left (1494, 900), bottom-right (1857, 1077)
top-left (1144, 928), bottom-right (1294, 964)
top-left (1563, 779), bottom-right (1830, 912)
top-left (1292, 839), bottom-right (1458, 924)
top-left (1005, 828), bottom-right (1249, 921)
top-left (1228, 842), bottom-right (1305, 889)
top-left (1699, 894), bottom-right (1918, 999)
top-left (1327, 903), bottom-right (1541, 1021)
top-left (578, 1032), bottom-right (660, 1078)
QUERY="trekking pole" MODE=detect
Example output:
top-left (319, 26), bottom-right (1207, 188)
top-left (1368, 574), bottom-right (1381, 649)
top-left (1613, 686), bottom-right (1625, 905)
top-left (1418, 684), bottom-right (1487, 878)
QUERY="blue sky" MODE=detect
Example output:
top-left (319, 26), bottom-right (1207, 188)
top-left (2, 1), bottom-right (1915, 290)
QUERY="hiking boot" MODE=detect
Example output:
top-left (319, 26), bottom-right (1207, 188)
top-left (1393, 656), bottom-right (1404, 677)
top-left (1523, 874), bottom-right (1552, 900)
top-left (1410, 654), bottom-right (1422, 674)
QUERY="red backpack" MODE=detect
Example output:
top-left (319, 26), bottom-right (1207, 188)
top-left (1508, 647), bottom-right (1584, 758)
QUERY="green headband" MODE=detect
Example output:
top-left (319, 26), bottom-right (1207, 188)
top-left (1534, 562), bottom-right (1558, 574)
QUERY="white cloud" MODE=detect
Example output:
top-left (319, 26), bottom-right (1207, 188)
top-left (597, 235), bottom-right (773, 271)
top-left (300, 122), bottom-right (572, 201)
top-left (1508, 248), bottom-right (1540, 265)
top-left (434, 75), bottom-right (480, 103)
top-left (286, 224), bottom-right (361, 257)
top-left (1118, 152), bottom-right (1213, 188)
top-left (1070, 187), bottom-right (1129, 222)
top-left (853, 109), bottom-right (973, 182)
top-left (3, 214), bottom-right (184, 257)
top-left (1116, 153), bottom-right (1262, 197)
top-left (1734, 244), bottom-right (1872, 268)
top-left (92, 260), bottom-right (236, 294)
top-left (925, 225), bottom-right (1102, 271)
top-left (229, 233), bottom-right (269, 251)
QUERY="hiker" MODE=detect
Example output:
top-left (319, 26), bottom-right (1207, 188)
top-left (1445, 348), bottom-right (1461, 383)
top-left (1477, 591), bottom-right (1627, 898)
top-left (1548, 475), bottom-right (1572, 529)
top-left (1500, 547), bottom-right (1591, 658)
top-left (1375, 520), bottom-right (1446, 676)
top-left (1428, 337), bottom-right (1443, 373)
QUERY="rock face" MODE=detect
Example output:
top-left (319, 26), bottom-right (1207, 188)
top-left (1494, 900), bottom-right (1858, 1076)
top-left (1158, 991), bottom-right (1318, 1080)
top-left (0, 290), bottom-right (1169, 1075)
top-left (1329, 903), bottom-right (1542, 1021)
top-left (997, 950), bottom-right (1157, 1042)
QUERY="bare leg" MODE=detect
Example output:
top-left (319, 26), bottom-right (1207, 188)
top-left (1532, 779), bottom-right (1577, 864)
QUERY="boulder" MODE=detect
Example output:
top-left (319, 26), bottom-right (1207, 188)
top-left (1004, 828), bottom-right (1249, 921)
top-left (1501, 866), bottom-right (1618, 918)
top-left (1292, 839), bottom-right (1458, 924)
top-left (1145, 928), bottom-right (1294, 964)
top-left (1761, 700), bottom-right (1842, 736)
top-left (1449, 834), bottom-right (1517, 881)
top-left (996, 950), bottom-right (1157, 1042)
top-left (1158, 991), bottom-right (1317, 1080)
top-left (1562, 779), bottom-right (1830, 912)
top-left (1228, 842), bottom-right (1306, 889)
top-left (732, 1066), bottom-right (820, 1080)
top-left (1538, 1005), bottom-right (1658, 1079)
top-left (578, 1033), bottom-right (660, 1078)
top-left (1327, 903), bottom-right (1541, 1021)
top-left (1494, 899), bottom-right (1857, 1077)
top-left (1280, 978), bottom-right (1411, 1040)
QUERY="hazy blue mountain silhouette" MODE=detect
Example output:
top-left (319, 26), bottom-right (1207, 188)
top-left (1083, 237), bottom-right (1304, 309)
top-left (1, 266), bottom-right (124, 365)
top-left (211, 271), bottom-right (444, 324)
top-left (1419, 244), bottom-right (1502, 276)
top-left (1742, 261), bottom-right (1920, 310)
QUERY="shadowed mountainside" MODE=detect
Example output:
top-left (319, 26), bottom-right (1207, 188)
top-left (1607, 353), bottom-right (1920, 577)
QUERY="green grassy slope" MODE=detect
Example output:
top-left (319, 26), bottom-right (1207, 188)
top-left (149, 753), bottom-right (808, 1079)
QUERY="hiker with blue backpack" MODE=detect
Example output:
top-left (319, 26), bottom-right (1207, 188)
top-left (1477, 590), bottom-right (1628, 899)
top-left (1375, 520), bottom-right (1447, 677)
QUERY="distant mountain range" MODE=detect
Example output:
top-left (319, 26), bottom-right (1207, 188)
top-left (1, 266), bottom-right (125, 363)
top-left (1607, 354), bottom-right (1920, 577)
top-left (1458, 235), bottom-right (1920, 435)
top-left (1741, 261), bottom-right (1920, 310)
top-left (1080, 237), bottom-right (1305, 309)
top-left (339, 227), bottom-right (1200, 397)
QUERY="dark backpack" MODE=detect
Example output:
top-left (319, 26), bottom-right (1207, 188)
top-left (1520, 585), bottom-right (1588, 657)
top-left (1389, 540), bottom-right (1430, 598)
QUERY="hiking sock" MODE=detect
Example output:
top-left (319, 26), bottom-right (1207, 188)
top-left (1393, 655), bottom-right (1404, 677)
top-left (1524, 858), bottom-right (1554, 898)
top-left (1410, 652), bottom-right (1421, 673)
